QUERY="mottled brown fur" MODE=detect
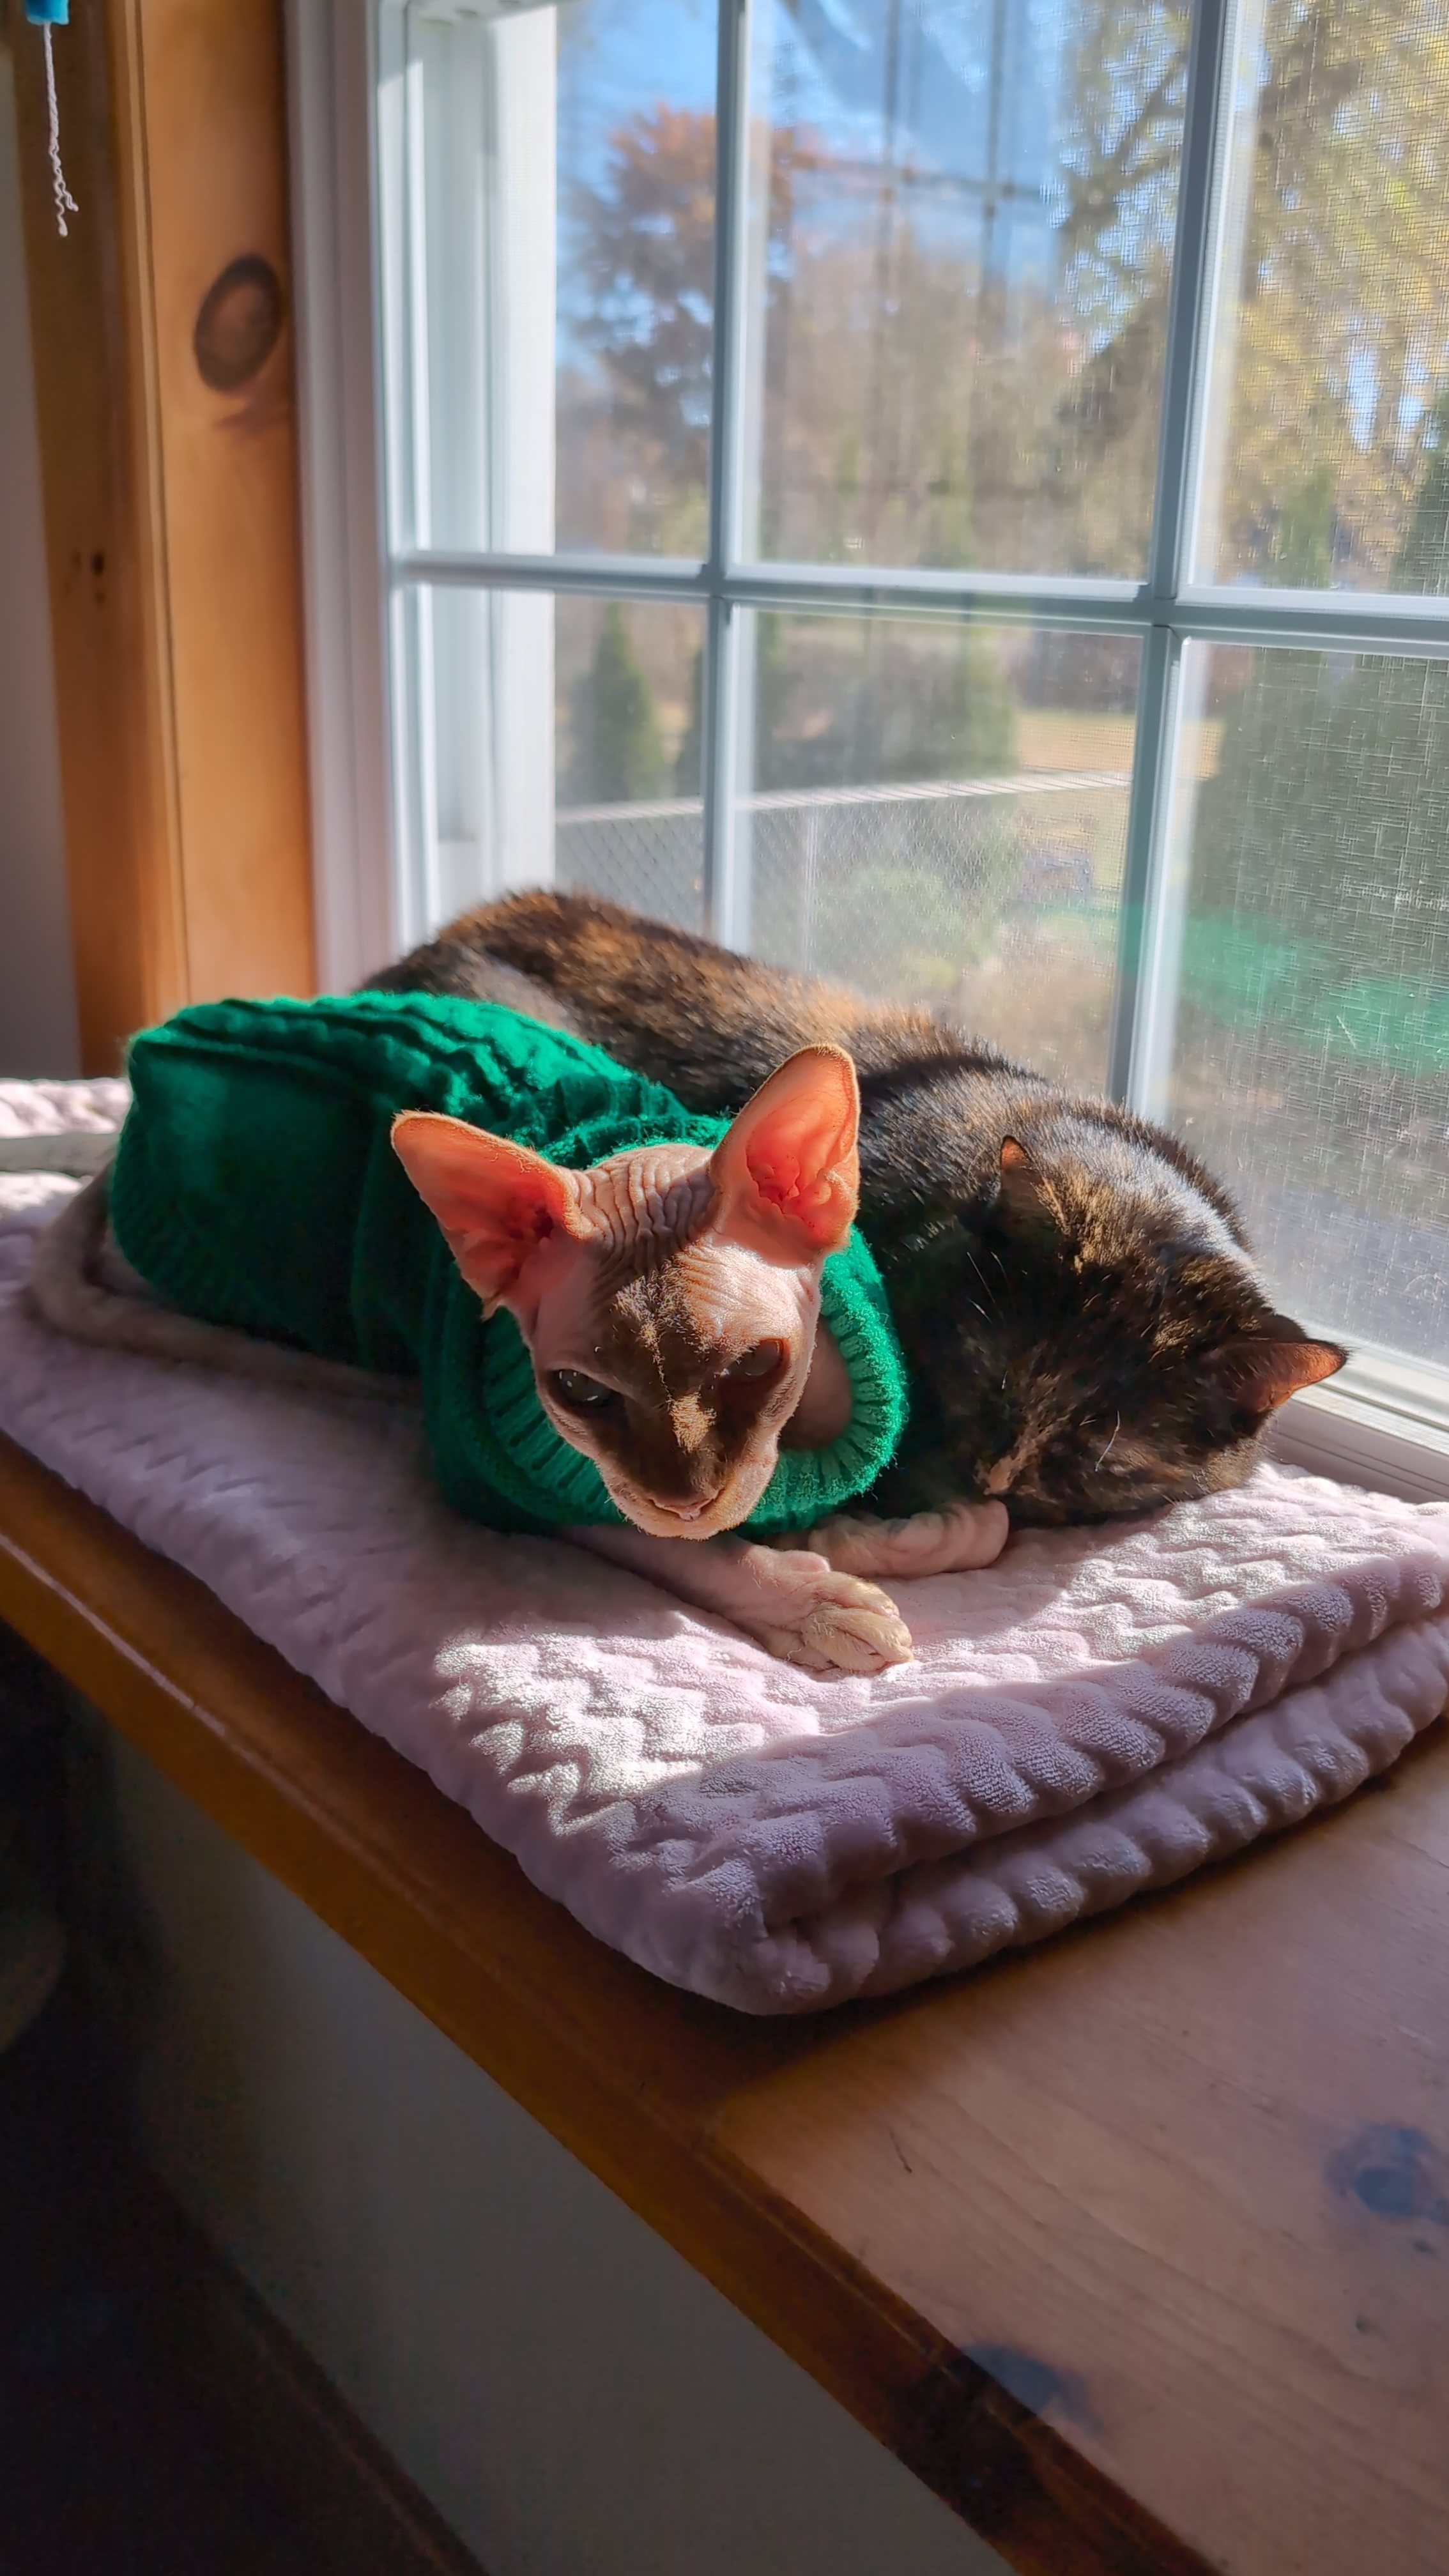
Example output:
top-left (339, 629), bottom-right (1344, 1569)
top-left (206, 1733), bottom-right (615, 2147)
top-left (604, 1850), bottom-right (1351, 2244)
top-left (370, 891), bottom-right (1346, 1524)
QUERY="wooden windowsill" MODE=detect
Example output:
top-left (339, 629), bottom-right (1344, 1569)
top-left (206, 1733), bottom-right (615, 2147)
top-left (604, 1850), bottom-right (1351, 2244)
top-left (1, 1427), bottom-right (1446, 2576)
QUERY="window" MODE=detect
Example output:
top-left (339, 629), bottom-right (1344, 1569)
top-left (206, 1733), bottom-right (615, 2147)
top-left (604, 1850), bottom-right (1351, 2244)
top-left (293, 0), bottom-right (1449, 1480)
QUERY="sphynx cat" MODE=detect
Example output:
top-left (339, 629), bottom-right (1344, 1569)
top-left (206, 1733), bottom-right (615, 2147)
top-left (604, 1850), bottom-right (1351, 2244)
top-left (392, 1043), bottom-right (1006, 1673)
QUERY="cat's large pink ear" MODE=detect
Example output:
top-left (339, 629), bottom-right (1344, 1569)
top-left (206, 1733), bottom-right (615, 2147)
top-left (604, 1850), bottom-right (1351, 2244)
top-left (392, 1112), bottom-right (583, 1312)
top-left (709, 1044), bottom-right (860, 1261)
top-left (1203, 1314), bottom-right (1346, 1417)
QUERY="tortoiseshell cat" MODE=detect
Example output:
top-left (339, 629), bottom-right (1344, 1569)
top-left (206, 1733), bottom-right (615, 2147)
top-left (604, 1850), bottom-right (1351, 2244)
top-left (369, 892), bottom-right (1346, 1524)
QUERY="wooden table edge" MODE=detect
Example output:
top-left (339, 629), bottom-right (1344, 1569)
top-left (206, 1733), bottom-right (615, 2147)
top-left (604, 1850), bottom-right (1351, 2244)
top-left (0, 1429), bottom-right (1211, 2576)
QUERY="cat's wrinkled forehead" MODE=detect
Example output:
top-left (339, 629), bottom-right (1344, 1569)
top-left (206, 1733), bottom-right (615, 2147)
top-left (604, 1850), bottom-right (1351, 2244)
top-left (574, 1146), bottom-right (718, 1274)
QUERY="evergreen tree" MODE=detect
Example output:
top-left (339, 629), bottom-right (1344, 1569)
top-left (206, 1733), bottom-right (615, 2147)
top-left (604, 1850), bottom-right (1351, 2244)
top-left (1393, 391), bottom-right (1449, 597)
top-left (936, 624), bottom-right (1018, 779)
top-left (673, 645), bottom-right (704, 797)
top-left (1265, 463), bottom-right (1336, 588)
top-left (753, 611), bottom-right (800, 792)
top-left (564, 604), bottom-right (666, 806)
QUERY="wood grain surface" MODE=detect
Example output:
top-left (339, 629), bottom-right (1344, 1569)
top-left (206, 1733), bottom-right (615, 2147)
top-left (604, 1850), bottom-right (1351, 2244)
top-left (10, 0), bottom-right (314, 1068)
top-left (1, 1429), bottom-right (1445, 2576)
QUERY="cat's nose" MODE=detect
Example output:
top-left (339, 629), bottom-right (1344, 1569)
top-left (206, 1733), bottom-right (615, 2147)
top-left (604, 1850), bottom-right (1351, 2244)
top-left (983, 1430), bottom-right (1038, 1496)
top-left (648, 1484), bottom-right (723, 1519)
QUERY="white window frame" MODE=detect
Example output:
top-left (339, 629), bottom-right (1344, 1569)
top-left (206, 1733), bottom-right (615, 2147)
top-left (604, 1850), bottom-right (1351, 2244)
top-left (284, 0), bottom-right (1449, 1504)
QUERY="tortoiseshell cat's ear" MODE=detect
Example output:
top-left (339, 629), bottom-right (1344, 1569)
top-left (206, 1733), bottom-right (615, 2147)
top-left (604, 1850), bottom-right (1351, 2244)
top-left (995, 1137), bottom-right (1066, 1248)
top-left (1202, 1314), bottom-right (1347, 1418)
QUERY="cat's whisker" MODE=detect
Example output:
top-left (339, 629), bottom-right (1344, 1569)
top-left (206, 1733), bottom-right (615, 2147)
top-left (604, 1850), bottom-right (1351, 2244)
top-left (1094, 1413), bottom-right (1122, 1472)
top-left (961, 1245), bottom-right (1000, 1317)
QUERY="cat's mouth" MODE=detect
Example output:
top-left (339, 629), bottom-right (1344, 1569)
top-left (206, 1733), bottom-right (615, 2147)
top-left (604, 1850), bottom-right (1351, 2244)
top-left (612, 1480), bottom-right (751, 1540)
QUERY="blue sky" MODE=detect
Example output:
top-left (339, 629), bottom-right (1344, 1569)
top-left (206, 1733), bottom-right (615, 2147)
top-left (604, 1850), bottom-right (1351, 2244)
top-left (556, 0), bottom-right (1071, 276)
top-left (551, 0), bottom-right (1184, 375)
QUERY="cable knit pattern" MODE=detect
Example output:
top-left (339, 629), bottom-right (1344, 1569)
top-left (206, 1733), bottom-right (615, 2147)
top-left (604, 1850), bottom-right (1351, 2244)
top-left (1, 1185), bottom-right (1446, 2013)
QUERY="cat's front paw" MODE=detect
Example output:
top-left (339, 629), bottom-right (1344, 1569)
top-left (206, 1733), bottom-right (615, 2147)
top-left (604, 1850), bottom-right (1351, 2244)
top-left (744, 1552), bottom-right (914, 1674)
top-left (805, 1498), bottom-right (1009, 1580)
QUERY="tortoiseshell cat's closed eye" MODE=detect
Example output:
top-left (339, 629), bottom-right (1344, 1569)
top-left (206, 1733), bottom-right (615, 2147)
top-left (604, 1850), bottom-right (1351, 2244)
top-left (370, 891), bottom-right (1346, 1524)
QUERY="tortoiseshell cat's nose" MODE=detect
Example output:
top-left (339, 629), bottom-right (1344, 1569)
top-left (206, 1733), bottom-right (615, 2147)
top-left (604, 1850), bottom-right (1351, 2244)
top-left (982, 1427), bottom-right (1041, 1497)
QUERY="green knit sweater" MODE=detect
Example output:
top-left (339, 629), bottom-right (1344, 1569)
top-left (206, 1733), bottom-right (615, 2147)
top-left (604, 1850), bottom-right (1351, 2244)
top-left (110, 993), bottom-right (909, 1538)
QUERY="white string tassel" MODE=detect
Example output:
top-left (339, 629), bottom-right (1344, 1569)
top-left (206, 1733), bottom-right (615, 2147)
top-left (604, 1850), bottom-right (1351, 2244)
top-left (43, 24), bottom-right (78, 239)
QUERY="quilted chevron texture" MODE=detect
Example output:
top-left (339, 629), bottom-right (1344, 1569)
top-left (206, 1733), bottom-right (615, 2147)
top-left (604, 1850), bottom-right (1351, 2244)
top-left (1, 1183), bottom-right (1447, 2013)
top-left (0, 1078), bottom-right (132, 1142)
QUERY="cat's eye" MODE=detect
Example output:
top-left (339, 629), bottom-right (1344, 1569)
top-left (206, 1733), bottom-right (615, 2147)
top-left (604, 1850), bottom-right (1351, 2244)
top-left (727, 1339), bottom-right (784, 1382)
top-left (550, 1369), bottom-right (616, 1411)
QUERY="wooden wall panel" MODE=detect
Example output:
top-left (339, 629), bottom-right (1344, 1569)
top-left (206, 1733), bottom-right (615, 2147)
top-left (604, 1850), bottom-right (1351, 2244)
top-left (137, 0), bottom-right (314, 1004)
top-left (9, 0), bottom-right (315, 1071)
top-left (8, 0), bottom-right (183, 1070)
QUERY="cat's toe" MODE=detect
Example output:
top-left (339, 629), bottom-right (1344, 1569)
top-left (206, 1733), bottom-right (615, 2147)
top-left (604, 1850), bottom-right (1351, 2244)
top-left (749, 1623), bottom-right (837, 1672)
top-left (735, 1557), bottom-right (913, 1671)
top-left (802, 1598), bottom-right (914, 1672)
top-left (779, 1575), bottom-right (914, 1673)
top-left (751, 1611), bottom-right (913, 1673)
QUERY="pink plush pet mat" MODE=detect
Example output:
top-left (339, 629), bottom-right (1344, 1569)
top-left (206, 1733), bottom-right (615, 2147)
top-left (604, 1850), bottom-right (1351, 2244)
top-left (1, 1181), bottom-right (1446, 2014)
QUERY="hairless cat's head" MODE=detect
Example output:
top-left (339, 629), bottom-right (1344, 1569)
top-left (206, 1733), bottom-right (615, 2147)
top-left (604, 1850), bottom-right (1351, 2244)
top-left (392, 1047), bottom-right (860, 1539)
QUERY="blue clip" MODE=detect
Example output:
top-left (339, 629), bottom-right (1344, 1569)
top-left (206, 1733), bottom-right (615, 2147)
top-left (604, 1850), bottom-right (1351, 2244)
top-left (26, 1), bottom-right (71, 22)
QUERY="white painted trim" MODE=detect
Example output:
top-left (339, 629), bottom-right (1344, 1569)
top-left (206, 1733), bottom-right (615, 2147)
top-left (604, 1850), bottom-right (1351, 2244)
top-left (285, 0), bottom-right (397, 989)
top-left (372, 2), bottom-right (559, 933)
top-left (1272, 1374), bottom-right (1449, 1506)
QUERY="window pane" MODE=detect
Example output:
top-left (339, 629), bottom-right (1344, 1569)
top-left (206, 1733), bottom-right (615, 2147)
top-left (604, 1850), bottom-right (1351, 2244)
top-left (1148, 643), bottom-right (1449, 1360)
top-left (397, 588), bottom-right (705, 944)
top-left (1193, 0), bottom-right (1449, 594)
top-left (382, 0), bottom-right (717, 559)
top-left (733, 613), bottom-right (1139, 1089)
top-left (739, 0), bottom-right (1188, 576)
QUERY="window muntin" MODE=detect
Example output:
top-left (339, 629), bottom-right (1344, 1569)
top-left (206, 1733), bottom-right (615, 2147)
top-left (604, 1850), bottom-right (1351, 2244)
top-left (376, 0), bottom-right (1449, 1398)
